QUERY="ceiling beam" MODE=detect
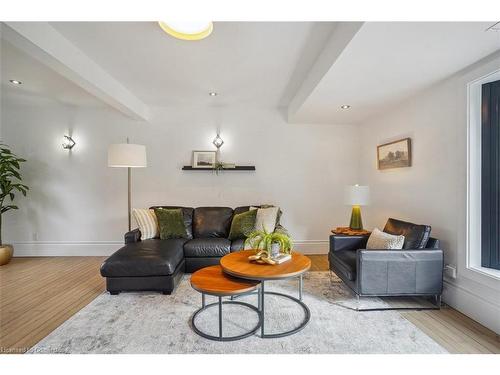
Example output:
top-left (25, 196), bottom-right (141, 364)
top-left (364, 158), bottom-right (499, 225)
top-left (287, 22), bottom-right (363, 122)
top-left (2, 22), bottom-right (149, 121)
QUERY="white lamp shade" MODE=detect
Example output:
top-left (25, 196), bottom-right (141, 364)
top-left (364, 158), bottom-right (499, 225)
top-left (108, 143), bottom-right (147, 168)
top-left (345, 185), bottom-right (370, 206)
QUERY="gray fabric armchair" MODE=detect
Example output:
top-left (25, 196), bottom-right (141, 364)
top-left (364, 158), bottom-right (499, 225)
top-left (329, 218), bottom-right (444, 309)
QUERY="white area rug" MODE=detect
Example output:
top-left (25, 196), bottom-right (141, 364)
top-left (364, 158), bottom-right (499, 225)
top-left (29, 272), bottom-right (447, 354)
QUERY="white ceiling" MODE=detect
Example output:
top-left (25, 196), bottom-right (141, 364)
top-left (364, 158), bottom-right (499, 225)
top-left (1, 40), bottom-right (103, 108)
top-left (49, 22), bottom-right (330, 108)
top-left (2, 22), bottom-right (499, 125)
top-left (289, 22), bottom-right (500, 124)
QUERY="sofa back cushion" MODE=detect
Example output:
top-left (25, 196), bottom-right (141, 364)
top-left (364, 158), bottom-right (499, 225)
top-left (383, 218), bottom-right (431, 249)
top-left (193, 207), bottom-right (234, 238)
top-left (234, 206), bottom-right (252, 216)
top-left (150, 206), bottom-right (194, 239)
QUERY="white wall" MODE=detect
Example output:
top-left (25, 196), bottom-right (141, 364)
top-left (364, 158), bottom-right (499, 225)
top-left (1, 93), bottom-right (360, 255)
top-left (359, 51), bottom-right (500, 334)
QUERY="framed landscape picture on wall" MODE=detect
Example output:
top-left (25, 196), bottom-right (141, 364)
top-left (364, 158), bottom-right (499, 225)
top-left (192, 151), bottom-right (217, 168)
top-left (377, 138), bottom-right (411, 170)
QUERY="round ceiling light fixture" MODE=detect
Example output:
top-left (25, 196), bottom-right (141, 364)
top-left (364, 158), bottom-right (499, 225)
top-left (209, 92), bottom-right (218, 96)
top-left (340, 105), bottom-right (351, 109)
top-left (158, 21), bottom-right (213, 41)
top-left (9, 79), bottom-right (22, 85)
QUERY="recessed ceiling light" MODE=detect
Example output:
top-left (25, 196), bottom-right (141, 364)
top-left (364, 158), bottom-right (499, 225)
top-left (158, 21), bottom-right (213, 41)
top-left (340, 105), bottom-right (351, 109)
top-left (209, 92), bottom-right (218, 96)
top-left (9, 79), bottom-right (22, 85)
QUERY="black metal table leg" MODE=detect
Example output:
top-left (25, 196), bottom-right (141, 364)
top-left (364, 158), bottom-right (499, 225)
top-left (258, 276), bottom-right (310, 339)
top-left (191, 298), bottom-right (262, 342)
top-left (299, 274), bottom-right (303, 301)
top-left (260, 281), bottom-right (265, 337)
top-left (218, 296), bottom-right (222, 339)
top-left (258, 285), bottom-right (261, 311)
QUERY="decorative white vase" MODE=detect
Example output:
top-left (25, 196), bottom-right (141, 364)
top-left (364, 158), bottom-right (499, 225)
top-left (271, 243), bottom-right (281, 258)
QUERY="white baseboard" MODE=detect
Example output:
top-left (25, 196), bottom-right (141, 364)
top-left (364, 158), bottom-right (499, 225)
top-left (443, 279), bottom-right (500, 334)
top-left (11, 240), bottom-right (329, 257)
top-left (11, 241), bottom-right (123, 257)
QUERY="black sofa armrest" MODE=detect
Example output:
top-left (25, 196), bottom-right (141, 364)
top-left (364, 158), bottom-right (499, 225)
top-left (426, 237), bottom-right (440, 249)
top-left (329, 234), bottom-right (369, 252)
top-left (125, 228), bottom-right (141, 244)
top-left (356, 249), bottom-right (444, 296)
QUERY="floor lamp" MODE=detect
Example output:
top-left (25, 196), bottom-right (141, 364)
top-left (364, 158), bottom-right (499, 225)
top-left (108, 140), bottom-right (147, 231)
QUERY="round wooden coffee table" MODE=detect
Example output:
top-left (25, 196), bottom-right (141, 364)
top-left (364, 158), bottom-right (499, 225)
top-left (190, 265), bottom-right (262, 341)
top-left (220, 250), bottom-right (311, 338)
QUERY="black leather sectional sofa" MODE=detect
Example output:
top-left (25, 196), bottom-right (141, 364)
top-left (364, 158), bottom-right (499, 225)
top-left (100, 206), bottom-right (283, 295)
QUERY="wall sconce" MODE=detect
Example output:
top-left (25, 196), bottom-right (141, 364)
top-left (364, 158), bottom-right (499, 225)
top-left (62, 135), bottom-right (76, 150)
top-left (212, 133), bottom-right (224, 149)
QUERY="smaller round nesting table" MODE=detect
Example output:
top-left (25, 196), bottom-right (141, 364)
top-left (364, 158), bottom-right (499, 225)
top-left (190, 265), bottom-right (262, 341)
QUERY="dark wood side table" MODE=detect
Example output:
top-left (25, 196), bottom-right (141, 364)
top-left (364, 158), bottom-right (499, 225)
top-left (331, 226), bottom-right (371, 236)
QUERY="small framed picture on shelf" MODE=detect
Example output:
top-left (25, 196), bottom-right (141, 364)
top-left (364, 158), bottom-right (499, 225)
top-left (192, 151), bottom-right (217, 168)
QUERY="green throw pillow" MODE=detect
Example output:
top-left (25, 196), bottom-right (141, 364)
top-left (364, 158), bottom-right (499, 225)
top-left (154, 208), bottom-right (188, 240)
top-left (228, 209), bottom-right (257, 240)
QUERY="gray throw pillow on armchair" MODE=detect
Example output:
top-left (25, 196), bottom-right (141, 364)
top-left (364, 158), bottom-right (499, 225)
top-left (366, 228), bottom-right (405, 249)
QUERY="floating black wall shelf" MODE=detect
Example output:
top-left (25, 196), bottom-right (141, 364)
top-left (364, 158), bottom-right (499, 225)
top-left (182, 166), bottom-right (256, 171)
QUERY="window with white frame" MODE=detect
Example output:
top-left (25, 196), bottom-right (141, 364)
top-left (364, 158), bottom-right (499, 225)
top-left (467, 69), bottom-right (500, 275)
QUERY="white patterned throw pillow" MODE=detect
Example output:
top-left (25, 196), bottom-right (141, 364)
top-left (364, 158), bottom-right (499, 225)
top-left (250, 206), bottom-right (279, 233)
top-left (132, 208), bottom-right (159, 240)
top-left (366, 228), bottom-right (405, 249)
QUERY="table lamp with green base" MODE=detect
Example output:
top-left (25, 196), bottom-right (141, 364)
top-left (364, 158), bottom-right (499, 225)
top-left (345, 184), bottom-right (370, 230)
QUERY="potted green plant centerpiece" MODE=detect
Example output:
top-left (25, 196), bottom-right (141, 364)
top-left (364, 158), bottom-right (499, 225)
top-left (0, 144), bottom-right (28, 265)
top-left (244, 228), bottom-right (292, 265)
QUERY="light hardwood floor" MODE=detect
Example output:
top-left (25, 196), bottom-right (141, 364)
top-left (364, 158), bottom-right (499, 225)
top-left (0, 257), bottom-right (106, 354)
top-left (0, 255), bottom-right (498, 354)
